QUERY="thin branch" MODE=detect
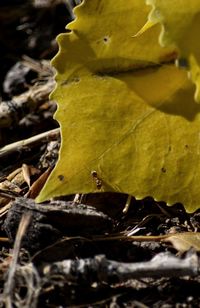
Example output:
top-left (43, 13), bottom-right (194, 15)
top-left (0, 128), bottom-right (60, 159)
top-left (44, 252), bottom-right (199, 285)
top-left (3, 212), bottom-right (32, 308)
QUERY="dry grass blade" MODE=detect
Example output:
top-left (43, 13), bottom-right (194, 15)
top-left (94, 232), bottom-right (200, 253)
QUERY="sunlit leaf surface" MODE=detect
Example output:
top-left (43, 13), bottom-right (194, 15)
top-left (147, 0), bottom-right (200, 102)
top-left (37, 0), bottom-right (200, 213)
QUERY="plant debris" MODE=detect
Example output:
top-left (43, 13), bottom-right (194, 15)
top-left (0, 1), bottom-right (200, 307)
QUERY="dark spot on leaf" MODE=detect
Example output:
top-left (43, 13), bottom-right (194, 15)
top-left (58, 175), bottom-right (65, 181)
top-left (161, 167), bottom-right (166, 173)
top-left (103, 36), bottom-right (109, 43)
top-left (185, 144), bottom-right (189, 149)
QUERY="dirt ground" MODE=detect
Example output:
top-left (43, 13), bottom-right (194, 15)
top-left (0, 1), bottom-right (200, 307)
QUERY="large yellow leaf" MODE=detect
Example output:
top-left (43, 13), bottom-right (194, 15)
top-left (146, 0), bottom-right (200, 102)
top-left (37, 0), bottom-right (200, 213)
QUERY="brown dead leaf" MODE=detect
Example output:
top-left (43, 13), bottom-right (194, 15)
top-left (162, 232), bottom-right (200, 252)
top-left (27, 167), bottom-right (52, 199)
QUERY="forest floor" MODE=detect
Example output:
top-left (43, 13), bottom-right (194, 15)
top-left (0, 1), bottom-right (200, 307)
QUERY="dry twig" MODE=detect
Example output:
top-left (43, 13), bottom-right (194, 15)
top-left (0, 128), bottom-right (60, 159)
top-left (44, 252), bottom-right (199, 285)
top-left (3, 212), bottom-right (32, 308)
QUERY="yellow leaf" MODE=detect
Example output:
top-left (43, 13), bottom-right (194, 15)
top-left (37, 0), bottom-right (200, 213)
top-left (53, 0), bottom-right (175, 82)
top-left (146, 0), bottom-right (200, 102)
